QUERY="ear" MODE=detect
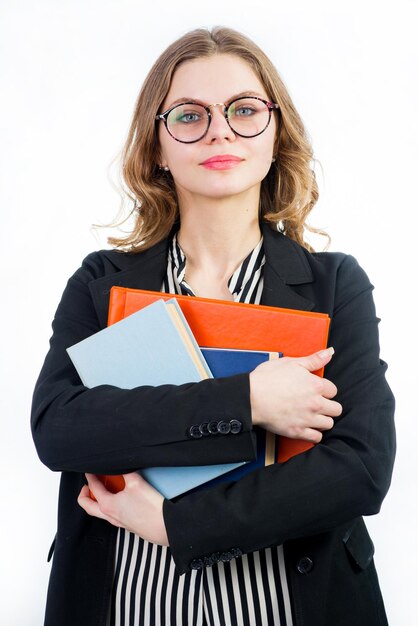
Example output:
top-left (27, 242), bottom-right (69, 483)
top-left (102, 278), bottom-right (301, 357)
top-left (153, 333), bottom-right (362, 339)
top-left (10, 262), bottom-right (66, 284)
top-left (155, 145), bottom-right (168, 171)
top-left (154, 125), bottom-right (166, 170)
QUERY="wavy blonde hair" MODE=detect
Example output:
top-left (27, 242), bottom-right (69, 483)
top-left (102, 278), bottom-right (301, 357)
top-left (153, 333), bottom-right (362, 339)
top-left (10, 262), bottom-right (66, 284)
top-left (109, 27), bottom-right (325, 252)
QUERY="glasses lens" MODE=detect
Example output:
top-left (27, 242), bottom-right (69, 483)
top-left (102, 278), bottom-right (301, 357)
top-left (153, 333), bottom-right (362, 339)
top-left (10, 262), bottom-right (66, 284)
top-left (166, 103), bottom-right (209, 142)
top-left (227, 98), bottom-right (270, 137)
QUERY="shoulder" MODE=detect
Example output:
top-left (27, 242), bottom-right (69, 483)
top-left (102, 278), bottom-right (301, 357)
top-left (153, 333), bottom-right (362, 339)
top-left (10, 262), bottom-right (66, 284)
top-left (310, 250), bottom-right (372, 286)
top-left (263, 224), bottom-right (372, 291)
top-left (263, 227), bottom-right (375, 317)
top-left (309, 250), bottom-right (374, 297)
top-left (305, 249), bottom-right (375, 316)
top-left (74, 249), bottom-right (138, 279)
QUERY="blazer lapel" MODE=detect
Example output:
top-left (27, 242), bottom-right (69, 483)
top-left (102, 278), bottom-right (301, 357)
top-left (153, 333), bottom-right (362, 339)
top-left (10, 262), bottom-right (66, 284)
top-left (261, 223), bottom-right (316, 312)
top-left (88, 223), bottom-right (316, 328)
top-left (88, 238), bottom-right (169, 328)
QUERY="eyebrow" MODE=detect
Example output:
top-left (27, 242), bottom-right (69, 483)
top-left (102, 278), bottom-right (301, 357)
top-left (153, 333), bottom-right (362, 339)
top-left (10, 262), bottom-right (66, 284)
top-left (165, 91), bottom-right (267, 109)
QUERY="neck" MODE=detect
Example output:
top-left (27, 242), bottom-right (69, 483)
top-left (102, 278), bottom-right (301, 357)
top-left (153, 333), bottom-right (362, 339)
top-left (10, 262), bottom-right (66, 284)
top-left (176, 191), bottom-right (262, 279)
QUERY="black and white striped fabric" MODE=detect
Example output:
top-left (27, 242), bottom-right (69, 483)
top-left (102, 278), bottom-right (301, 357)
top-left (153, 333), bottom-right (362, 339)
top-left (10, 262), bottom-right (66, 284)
top-left (163, 233), bottom-right (266, 303)
top-left (108, 234), bottom-right (294, 626)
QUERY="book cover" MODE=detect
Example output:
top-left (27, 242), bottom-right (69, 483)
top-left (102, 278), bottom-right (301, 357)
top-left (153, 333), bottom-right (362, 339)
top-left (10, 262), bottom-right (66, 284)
top-left (67, 299), bottom-right (211, 388)
top-left (67, 299), bottom-right (246, 499)
top-left (108, 287), bottom-right (328, 360)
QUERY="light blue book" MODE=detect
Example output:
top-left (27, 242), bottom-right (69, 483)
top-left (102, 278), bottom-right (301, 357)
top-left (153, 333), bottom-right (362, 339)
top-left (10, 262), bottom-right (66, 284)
top-left (66, 299), bottom-right (245, 498)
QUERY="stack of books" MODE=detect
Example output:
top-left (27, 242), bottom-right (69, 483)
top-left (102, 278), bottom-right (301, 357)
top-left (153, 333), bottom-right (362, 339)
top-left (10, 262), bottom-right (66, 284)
top-left (67, 288), bottom-right (330, 499)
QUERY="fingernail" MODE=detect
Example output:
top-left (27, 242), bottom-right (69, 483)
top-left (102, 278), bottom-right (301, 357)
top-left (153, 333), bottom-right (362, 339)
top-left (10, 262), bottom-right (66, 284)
top-left (318, 347), bottom-right (334, 359)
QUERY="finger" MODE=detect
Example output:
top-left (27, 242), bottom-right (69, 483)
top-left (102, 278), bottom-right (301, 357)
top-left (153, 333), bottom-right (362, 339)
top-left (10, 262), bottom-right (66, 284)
top-left (122, 472), bottom-right (143, 489)
top-left (78, 485), bottom-right (90, 499)
top-left (319, 398), bottom-right (343, 418)
top-left (78, 486), bottom-right (109, 521)
top-left (300, 428), bottom-right (323, 444)
top-left (123, 472), bottom-right (156, 494)
top-left (79, 479), bottom-right (123, 527)
top-left (296, 347), bottom-right (335, 372)
top-left (85, 473), bottom-right (111, 499)
top-left (319, 377), bottom-right (338, 399)
top-left (123, 472), bottom-right (164, 504)
top-left (311, 415), bottom-right (335, 431)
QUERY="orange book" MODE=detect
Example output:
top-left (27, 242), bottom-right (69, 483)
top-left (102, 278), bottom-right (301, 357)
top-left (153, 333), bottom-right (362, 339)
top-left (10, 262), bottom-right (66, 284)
top-left (106, 287), bottom-right (330, 479)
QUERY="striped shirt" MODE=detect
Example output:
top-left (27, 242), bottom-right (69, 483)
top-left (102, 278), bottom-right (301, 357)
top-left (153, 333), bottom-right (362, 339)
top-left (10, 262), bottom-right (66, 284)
top-left (163, 233), bottom-right (266, 303)
top-left (108, 234), bottom-right (294, 626)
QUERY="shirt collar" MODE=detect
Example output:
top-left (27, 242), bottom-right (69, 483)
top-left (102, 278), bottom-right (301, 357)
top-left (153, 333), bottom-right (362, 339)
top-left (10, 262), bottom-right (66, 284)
top-left (169, 232), bottom-right (265, 298)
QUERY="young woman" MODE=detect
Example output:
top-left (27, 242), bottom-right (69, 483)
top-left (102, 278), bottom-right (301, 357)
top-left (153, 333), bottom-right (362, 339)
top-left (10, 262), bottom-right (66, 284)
top-left (32, 27), bottom-right (395, 626)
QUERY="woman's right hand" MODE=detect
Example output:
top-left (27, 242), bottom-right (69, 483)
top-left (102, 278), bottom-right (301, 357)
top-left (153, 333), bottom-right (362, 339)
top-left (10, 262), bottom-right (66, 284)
top-left (249, 347), bottom-right (342, 443)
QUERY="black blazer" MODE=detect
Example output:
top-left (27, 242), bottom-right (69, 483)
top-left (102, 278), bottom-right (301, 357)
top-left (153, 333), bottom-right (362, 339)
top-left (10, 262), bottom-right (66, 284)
top-left (32, 223), bottom-right (395, 626)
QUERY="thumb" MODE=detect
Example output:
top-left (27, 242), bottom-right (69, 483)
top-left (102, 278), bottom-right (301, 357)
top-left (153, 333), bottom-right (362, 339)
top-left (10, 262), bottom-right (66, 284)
top-left (296, 347), bottom-right (335, 372)
top-left (123, 472), bottom-right (163, 500)
top-left (122, 472), bottom-right (143, 488)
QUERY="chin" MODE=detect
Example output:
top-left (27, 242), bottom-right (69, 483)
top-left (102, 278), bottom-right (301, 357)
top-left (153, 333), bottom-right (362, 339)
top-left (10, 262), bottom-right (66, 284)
top-left (201, 176), bottom-right (258, 197)
top-left (175, 170), bottom-right (264, 202)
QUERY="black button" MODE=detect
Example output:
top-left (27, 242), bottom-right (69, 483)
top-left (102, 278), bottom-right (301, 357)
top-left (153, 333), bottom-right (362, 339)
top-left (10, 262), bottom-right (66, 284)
top-left (230, 547), bottom-right (242, 558)
top-left (211, 552), bottom-right (220, 563)
top-left (208, 420), bottom-right (219, 435)
top-left (217, 420), bottom-right (231, 435)
top-left (190, 558), bottom-right (203, 570)
top-left (199, 422), bottom-right (210, 436)
top-left (201, 552), bottom-right (220, 567)
top-left (189, 425), bottom-right (202, 439)
top-left (296, 556), bottom-right (313, 574)
top-left (229, 419), bottom-right (242, 434)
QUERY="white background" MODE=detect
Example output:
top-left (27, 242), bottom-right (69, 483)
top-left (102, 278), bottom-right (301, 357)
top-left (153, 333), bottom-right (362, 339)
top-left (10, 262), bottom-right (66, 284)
top-left (1, 1), bottom-right (417, 624)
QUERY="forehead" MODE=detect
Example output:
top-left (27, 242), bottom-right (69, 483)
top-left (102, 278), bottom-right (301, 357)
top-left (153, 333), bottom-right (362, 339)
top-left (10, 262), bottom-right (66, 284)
top-left (162, 54), bottom-right (269, 108)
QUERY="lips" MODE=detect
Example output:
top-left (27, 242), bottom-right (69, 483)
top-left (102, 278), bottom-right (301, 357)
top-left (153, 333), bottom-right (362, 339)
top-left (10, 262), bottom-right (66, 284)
top-left (202, 154), bottom-right (242, 165)
top-left (200, 154), bottom-right (244, 170)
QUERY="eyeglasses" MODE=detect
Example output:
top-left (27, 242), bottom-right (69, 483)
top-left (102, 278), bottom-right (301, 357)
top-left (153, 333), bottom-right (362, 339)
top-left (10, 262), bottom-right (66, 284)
top-left (156, 96), bottom-right (279, 144)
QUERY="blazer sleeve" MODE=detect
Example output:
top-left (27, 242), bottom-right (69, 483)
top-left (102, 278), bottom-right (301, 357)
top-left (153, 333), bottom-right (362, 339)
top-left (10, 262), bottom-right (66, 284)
top-left (31, 252), bottom-right (256, 474)
top-left (163, 254), bottom-right (396, 574)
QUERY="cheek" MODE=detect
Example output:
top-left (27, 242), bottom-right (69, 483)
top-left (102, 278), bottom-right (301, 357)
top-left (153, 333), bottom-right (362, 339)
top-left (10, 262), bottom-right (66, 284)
top-left (264, 123), bottom-right (277, 156)
top-left (165, 153), bottom-right (199, 192)
top-left (164, 144), bottom-right (198, 179)
top-left (160, 139), bottom-right (189, 170)
top-left (253, 135), bottom-right (276, 175)
top-left (254, 156), bottom-right (275, 186)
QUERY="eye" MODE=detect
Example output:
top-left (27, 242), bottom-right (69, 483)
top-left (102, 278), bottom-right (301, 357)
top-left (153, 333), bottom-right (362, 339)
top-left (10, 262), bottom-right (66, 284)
top-left (234, 106), bottom-right (256, 117)
top-left (178, 112), bottom-right (202, 123)
top-left (228, 99), bottom-right (261, 119)
top-left (169, 105), bottom-right (206, 125)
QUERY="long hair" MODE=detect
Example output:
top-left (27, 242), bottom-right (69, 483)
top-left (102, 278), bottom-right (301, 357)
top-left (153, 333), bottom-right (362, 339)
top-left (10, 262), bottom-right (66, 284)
top-left (108, 27), bottom-right (325, 252)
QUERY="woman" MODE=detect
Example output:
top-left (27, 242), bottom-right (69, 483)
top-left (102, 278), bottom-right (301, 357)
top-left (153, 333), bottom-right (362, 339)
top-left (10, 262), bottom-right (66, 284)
top-left (32, 27), bottom-right (395, 626)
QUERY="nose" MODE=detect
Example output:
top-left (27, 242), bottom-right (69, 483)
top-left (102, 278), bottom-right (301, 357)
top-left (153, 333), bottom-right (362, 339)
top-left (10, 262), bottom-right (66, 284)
top-left (204, 104), bottom-right (236, 143)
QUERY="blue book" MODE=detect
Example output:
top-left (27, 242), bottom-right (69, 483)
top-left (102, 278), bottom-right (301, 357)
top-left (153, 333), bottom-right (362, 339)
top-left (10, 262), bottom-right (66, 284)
top-left (201, 347), bottom-right (281, 377)
top-left (66, 299), bottom-right (246, 498)
top-left (199, 348), bottom-right (283, 489)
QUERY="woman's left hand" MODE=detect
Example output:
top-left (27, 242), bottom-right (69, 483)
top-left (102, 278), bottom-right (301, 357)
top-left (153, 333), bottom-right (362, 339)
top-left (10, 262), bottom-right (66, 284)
top-left (78, 472), bottom-right (169, 546)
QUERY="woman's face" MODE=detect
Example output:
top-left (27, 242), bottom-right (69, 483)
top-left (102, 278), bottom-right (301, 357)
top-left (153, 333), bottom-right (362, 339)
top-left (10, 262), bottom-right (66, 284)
top-left (157, 54), bottom-right (277, 204)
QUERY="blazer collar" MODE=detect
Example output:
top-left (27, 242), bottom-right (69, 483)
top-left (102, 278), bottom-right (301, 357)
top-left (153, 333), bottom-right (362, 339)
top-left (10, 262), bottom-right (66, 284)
top-left (260, 222), bottom-right (315, 312)
top-left (88, 238), bottom-right (170, 328)
top-left (89, 222), bottom-right (315, 328)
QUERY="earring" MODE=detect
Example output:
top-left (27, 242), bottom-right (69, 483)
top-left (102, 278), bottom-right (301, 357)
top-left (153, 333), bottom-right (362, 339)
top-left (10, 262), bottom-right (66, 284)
top-left (159, 164), bottom-right (170, 171)
top-left (271, 156), bottom-right (276, 163)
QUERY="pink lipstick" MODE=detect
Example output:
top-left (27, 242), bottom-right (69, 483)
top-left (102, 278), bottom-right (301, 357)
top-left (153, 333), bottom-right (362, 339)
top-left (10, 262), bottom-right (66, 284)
top-left (200, 155), bottom-right (243, 170)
